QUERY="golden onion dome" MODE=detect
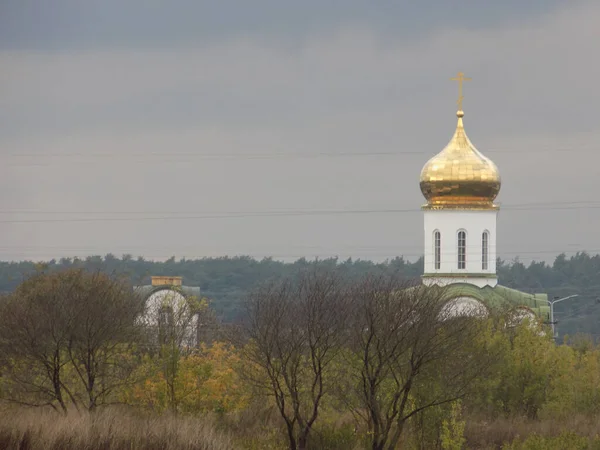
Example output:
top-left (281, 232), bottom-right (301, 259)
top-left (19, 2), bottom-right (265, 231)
top-left (420, 110), bottom-right (501, 209)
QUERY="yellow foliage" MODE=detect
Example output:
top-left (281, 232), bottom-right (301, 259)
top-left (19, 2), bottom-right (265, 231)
top-left (120, 342), bottom-right (250, 415)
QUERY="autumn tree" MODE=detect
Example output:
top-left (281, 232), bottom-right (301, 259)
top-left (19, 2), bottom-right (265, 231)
top-left (64, 271), bottom-right (144, 410)
top-left (343, 275), bottom-right (493, 450)
top-left (0, 269), bottom-right (144, 412)
top-left (239, 270), bottom-right (348, 450)
top-left (122, 341), bottom-right (249, 414)
top-left (0, 275), bottom-right (74, 412)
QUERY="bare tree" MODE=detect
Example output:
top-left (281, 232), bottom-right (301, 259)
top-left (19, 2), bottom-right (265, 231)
top-left (238, 270), bottom-right (348, 450)
top-left (65, 271), bottom-right (144, 410)
top-left (0, 275), bottom-right (74, 412)
top-left (343, 275), bottom-right (492, 450)
top-left (0, 269), bottom-right (144, 412)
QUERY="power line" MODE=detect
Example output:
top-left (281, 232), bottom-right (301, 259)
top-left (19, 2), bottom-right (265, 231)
top-left (0, 254), bottom-right (569, 261)
top-left (2, 200), bottom-right (600, 215)
top-left (555, 303), bottom-right (598, 322)
top-left (2, 202), bottom-right (600, 224)
top-left (0, 243), bottom-right (584, 250)
top-left (0, 208), bottom-right (411, 224)
top-left (0, 247), bottom-right (598, 260)
top-left (0, 244), bottom-right (593, 254)
top-left (3, 146), bottom-right (600, 160)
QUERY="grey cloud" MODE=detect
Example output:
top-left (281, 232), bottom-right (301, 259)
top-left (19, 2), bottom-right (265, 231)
top-left (3, 0), bottom-right (599, 142)
top-left (0, 0), bottom-right (575, 51)
top-left (0, 1), bottom-right (599, 263)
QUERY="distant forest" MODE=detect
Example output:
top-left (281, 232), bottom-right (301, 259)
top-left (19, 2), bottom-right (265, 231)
top-left (1, 252), bottom-right (599, 338)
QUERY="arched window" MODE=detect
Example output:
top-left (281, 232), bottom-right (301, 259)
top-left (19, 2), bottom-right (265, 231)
top-left (158, 305), bottom-right (174, 345)
top-left (482, 231), bottom-right (489, 270)
top-left (457, 231), bottom-right (466, 269)
top-left (434, 231), bottom-right (441, 270)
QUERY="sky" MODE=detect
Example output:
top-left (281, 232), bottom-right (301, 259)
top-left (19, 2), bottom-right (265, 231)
top-left (1, 0), bottom-right (599, 265)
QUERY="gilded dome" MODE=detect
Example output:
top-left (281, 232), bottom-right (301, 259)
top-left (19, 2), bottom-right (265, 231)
top-left (420, 110), bottom-right (501, 209)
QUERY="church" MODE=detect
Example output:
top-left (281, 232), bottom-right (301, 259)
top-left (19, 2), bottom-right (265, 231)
top-left (418, 73), bottom-right (549, 322)
top-left (134, 276), bottom-right (203, 348)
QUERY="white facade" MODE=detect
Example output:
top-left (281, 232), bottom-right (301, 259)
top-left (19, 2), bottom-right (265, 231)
top-left (138, 289), bottom-right (199, 348)
top-left (422, 209), bottom-right (498, 288)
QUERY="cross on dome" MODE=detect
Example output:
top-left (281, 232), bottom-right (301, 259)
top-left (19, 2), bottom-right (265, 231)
top-left (450, 71), bottom-right (472, 112)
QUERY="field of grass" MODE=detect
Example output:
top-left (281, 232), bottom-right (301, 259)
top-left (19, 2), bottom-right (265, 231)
top-left (3, 406), bottom-right (600, 450)
top-left (0, 407), bottom-right (235, 450)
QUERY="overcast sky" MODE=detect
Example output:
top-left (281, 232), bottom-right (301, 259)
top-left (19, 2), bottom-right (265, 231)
top-left (1, 0), bottom-right (599, 265)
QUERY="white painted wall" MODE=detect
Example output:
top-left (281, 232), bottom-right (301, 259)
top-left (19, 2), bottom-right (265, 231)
top-left (423, 209), bottom-right (498, 287)
top-left (139, 289), bottom-right (199, 348)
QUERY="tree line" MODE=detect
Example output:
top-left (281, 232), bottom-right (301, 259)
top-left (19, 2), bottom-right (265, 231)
top-left (1, 252), bottom-right (599, 336)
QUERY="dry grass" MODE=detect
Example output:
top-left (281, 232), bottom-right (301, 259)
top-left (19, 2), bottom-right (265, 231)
top-left (4, 405), bottom-right (600, 450)
top-left (465, 414), bottom-right (600, 449)
top-left (0, 407), bottom-right (235, 450)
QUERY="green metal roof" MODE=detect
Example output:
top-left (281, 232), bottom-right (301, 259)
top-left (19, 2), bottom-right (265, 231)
top-left (440, 283), bottom-right (550, 318)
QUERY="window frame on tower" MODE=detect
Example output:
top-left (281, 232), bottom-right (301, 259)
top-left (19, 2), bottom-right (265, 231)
top-left (482, 231), bottom-right (489, 271)
top-left (457, 230), bottom-right (467, 270)
top-left (433, 230), bottom-right (441, 270)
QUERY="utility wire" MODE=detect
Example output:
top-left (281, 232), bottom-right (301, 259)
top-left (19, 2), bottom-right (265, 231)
top-left (555, 303), bottom-right (597, 322)
top-left (0, 245), bottom-right (594, 255)
top-left (1, 249), bottom-right (598, 261)
top-left (2, 204), bottom-right (600, 224)
top-left (0, 243), bottom-right (585, 251)
top-left (2, 200), bottom-right (600, 215)
top-left (4, 146), bottom-right (600, 160)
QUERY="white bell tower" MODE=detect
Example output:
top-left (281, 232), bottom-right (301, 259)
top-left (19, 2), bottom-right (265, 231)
top-left (419, 73), bottom-right (501, 288)
top-left (422, 210), bottom-right (498, 288)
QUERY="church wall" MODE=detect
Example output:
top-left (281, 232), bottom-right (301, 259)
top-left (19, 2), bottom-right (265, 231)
top-left (423, 209), bottom-right (498, 283)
